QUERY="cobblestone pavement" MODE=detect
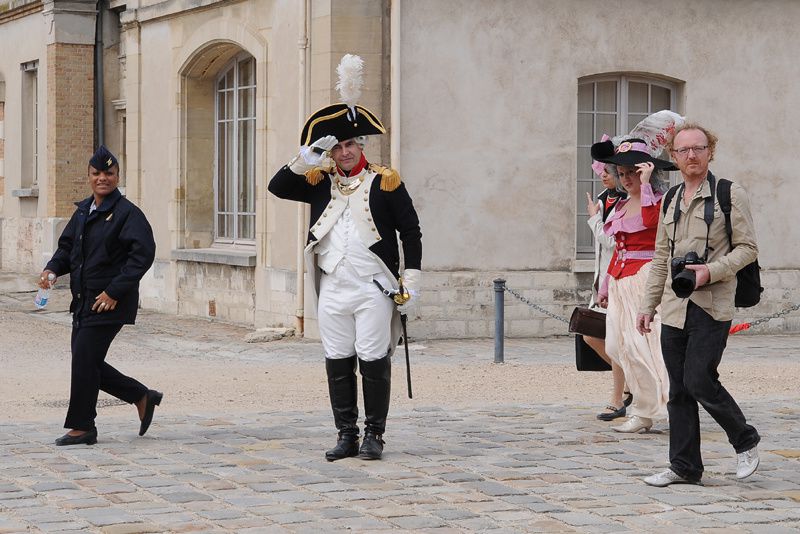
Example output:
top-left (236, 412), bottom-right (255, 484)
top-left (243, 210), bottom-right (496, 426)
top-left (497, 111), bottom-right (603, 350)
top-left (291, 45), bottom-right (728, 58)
top-left (2, 274), bottom-right (800, 532)
top-left (2, 400), bottom-right (800, 532)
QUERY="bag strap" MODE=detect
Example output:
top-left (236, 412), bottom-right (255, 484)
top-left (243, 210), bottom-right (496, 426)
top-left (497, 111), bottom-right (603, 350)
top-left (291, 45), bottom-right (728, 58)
top-left (666, 173), bottom-right (716, 260)
top-left (662, 184), bottom-right (681, 216)
top-left (717, 178), bottom-right (734, 247)
top-left (664, 184), bottom-right (682, 257)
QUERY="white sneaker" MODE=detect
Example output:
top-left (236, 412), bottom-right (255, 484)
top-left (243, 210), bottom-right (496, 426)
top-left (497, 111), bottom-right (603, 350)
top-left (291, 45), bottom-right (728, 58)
top-left (736, 446), bottom-right (759, 479)
top-left (643, 469), bottom-right (700, 487)
top-left (611, 415), bottom-right (652, 433)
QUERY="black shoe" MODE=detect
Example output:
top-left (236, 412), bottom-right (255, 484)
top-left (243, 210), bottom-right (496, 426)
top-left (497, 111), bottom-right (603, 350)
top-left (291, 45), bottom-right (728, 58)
top-left (55, 428), bottom-right (98, 446)
top-left (139, 390), bottom-right (163, 436)
top-left (596, 405), bottom-right (626, 421)
top-left (623, 392), bottom-right (633, 407)
top-left (359, 432), bottom-right (385, 460)
top-left (325, 433), bottom-right (360, 462)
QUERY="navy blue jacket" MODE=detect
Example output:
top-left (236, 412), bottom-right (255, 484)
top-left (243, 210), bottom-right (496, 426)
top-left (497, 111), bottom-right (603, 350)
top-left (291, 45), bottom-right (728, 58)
top-left (46, 189), bottom-right (156, 327)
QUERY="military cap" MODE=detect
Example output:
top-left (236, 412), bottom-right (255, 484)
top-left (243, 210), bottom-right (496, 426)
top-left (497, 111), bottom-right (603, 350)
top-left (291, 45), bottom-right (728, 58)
top-left (89, 145), bottom-right (119, 171)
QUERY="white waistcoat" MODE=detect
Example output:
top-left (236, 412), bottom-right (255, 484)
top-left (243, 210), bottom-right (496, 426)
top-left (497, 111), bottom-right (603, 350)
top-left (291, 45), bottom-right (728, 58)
top-left (316, 199), bottom-right (383, 277)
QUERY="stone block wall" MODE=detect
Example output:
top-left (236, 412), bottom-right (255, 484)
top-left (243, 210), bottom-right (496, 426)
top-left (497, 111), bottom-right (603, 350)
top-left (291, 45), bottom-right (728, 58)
top-left (255, 267), bottom-right (298, 329)
top-left (175, 261), bottom-right (256, 324)
top-left (0, 101), bottom-right (5, 200)
top-left (1, 217), bottom-right (44, 272)
top-left (409, 270), bottom-right (591, 339)
top-left (408, 269), bottom-right (800, 339)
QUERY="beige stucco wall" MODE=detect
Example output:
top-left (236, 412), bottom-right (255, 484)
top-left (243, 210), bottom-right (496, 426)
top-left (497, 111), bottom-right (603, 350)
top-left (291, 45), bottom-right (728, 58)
top-left (393, 0), bottom-right (800, 337)
top-left (398, 0), bottom-right (800, 271)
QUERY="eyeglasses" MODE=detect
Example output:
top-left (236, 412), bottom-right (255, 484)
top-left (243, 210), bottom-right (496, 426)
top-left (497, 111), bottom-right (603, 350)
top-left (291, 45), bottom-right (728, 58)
top-left (672, 145), bottom-right (709, 157)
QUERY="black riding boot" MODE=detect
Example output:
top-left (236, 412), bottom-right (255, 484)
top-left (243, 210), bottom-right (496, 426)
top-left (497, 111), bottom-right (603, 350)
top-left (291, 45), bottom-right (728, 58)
top-left (325, 356), bottom-right (360, 461)
top-left (359, 356), bottom-right (391, 460)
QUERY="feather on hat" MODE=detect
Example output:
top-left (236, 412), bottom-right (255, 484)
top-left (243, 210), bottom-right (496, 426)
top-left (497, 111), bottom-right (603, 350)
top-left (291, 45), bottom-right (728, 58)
top-left (299, 55), bottom-right (385, 145)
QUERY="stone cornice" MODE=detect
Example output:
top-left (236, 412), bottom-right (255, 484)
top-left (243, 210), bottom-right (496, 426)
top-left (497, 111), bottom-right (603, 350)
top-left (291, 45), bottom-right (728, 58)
top-left (0, 0), bottom-right (43, 24)
top-left (120, 0), bottom-right (238, 25)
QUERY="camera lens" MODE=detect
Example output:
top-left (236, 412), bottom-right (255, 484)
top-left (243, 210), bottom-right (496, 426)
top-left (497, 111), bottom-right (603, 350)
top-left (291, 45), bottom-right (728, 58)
top-left (671, 270), bottom-right (696, 298)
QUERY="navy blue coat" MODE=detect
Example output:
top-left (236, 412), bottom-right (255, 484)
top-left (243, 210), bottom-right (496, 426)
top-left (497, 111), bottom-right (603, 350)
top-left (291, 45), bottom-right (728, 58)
top-left (46, 189), bottom-right (156, 327)
top-left (268, 165), bottom-right (422, 278)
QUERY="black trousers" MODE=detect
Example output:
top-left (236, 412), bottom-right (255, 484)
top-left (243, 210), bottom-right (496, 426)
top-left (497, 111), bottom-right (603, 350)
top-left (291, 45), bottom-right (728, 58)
top-left (64, 324), bottom-right (148, 430)
top-left (661, 301), bottom-right (760, 481)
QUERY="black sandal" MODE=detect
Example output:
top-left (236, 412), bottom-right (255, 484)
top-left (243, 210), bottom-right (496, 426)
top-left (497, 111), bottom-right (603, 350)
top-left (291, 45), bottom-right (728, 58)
top-left (623, 392), bottom-right (633, 407)
top-left (597, 404), bottom-right (626, 421)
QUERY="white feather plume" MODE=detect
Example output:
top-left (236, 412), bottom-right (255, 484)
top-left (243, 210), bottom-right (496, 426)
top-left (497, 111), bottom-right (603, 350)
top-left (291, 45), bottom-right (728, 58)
top-left (628, 110), bottom-right (685, 157)
top-left (336, 54), bottom-right (364, 107)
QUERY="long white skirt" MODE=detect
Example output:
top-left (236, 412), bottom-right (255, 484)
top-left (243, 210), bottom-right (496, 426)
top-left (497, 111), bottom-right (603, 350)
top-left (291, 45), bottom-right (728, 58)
top-left (606, 263), bottom-right (669, 420)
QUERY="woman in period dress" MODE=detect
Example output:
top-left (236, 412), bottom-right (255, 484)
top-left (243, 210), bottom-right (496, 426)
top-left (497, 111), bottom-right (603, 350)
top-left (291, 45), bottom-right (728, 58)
top-left (592, 137), bottom-right (674, 433)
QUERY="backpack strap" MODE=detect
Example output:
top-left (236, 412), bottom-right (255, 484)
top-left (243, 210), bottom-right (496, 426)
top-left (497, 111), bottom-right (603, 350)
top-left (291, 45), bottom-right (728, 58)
top-left (662, 184), bottom-right (681, 216)
top-left (663, 184), bottom-right (683, 257)
top-left (717, 178), bottom-right (734, 246)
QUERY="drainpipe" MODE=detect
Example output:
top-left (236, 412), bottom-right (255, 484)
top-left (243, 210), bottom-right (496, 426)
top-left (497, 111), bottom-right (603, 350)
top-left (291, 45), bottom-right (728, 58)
top-left (295, 0), bottom-right (311, 335)
top-left (390, 0), bottom-right (400, 169)
top-left (94, 0), bottom-right (105, 146)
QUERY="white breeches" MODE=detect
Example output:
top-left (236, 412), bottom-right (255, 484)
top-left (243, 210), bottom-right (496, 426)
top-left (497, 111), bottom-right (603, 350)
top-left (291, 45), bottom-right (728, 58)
top-left (318, 261), bottom-right (395, 361)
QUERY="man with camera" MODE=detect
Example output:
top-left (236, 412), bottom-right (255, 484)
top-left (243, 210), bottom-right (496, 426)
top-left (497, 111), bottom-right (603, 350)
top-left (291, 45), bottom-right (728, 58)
top-left (636, 123), bottom-right (760, 487)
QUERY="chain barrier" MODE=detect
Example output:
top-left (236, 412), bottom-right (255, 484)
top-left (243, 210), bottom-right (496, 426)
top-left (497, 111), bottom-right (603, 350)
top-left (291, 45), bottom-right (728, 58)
top-left (494, 278), bottom-right (800, 361)
top-left (730, 302), bottom-right (800, 334)
top-left (501, 284), bottom-right (570, 324)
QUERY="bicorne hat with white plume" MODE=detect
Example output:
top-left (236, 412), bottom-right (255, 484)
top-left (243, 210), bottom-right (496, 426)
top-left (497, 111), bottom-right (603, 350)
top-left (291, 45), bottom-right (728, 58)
top-left (300, 54), bottom-right (386, 145)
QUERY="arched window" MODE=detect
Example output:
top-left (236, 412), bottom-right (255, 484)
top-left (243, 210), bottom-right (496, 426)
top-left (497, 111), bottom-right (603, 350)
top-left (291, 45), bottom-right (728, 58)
top-left (576, 75), bottom-right (678, 258)
top-left (215, 53), bottom-right (256, 244)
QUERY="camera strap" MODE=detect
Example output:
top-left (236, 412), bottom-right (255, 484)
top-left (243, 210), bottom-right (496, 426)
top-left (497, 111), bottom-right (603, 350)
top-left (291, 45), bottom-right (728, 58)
top-left (668, 172), bottom-right (716, 262)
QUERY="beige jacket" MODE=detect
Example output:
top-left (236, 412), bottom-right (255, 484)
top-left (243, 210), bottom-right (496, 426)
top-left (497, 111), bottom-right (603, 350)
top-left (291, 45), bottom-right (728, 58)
top-left (640, 175), bottom-right (758, 328)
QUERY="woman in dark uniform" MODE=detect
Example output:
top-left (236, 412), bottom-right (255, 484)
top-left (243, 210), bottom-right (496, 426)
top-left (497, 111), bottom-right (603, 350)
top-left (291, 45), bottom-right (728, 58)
top-left (38, 146), bottom-right (162, 446)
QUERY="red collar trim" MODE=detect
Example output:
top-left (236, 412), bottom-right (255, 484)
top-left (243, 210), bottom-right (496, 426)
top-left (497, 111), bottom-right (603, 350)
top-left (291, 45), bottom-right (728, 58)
top-left (336, 153), bottom-right (368, 177)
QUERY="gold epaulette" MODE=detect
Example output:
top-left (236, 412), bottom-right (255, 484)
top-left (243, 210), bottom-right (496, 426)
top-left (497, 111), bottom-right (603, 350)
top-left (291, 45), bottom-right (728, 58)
top-left (304, 168), bottom-right (326, 185)
top-left (369, 164), bottom-right (402, 192)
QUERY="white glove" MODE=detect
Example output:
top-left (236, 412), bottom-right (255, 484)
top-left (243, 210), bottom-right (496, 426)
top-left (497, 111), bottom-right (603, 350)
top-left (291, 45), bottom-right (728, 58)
top-left (289, 135), bottom-right (338, 174)
top-left (396, 269), bottom-right (421, 318)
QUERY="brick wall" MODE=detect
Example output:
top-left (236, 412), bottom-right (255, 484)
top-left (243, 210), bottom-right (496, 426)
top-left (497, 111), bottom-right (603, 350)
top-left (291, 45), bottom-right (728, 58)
top-left (46, 43), bottom-right (94, 217)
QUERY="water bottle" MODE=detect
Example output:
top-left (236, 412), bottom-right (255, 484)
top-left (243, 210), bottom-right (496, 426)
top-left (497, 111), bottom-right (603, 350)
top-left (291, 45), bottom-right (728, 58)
top-left (34, 273), bottom-right (56, 309)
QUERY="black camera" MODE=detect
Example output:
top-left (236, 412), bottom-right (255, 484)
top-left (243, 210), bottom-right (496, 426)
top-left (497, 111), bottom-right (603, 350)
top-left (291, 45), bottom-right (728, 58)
top-left (670, 251), bottom-right (704, 298)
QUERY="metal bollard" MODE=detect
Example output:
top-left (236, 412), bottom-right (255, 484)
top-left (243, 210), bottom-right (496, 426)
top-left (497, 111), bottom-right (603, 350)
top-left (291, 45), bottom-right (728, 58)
top-left (494, 278), bottom-right (505, 363)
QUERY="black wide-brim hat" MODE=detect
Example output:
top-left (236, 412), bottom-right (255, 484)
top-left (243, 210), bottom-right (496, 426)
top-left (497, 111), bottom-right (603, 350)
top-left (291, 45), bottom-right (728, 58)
top-left (300, 103), bottom-right (386, 146)
top-left (591, 137), bottom-right (678, 171)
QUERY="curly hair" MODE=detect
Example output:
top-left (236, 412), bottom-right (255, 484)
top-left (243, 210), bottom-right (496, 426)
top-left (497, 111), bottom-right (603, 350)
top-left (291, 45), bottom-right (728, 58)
top-left (667, 122), bottom-right (719, 161)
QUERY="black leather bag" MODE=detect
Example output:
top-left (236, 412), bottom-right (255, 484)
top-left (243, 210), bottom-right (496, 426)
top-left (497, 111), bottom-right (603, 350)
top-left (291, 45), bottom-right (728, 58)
top-left (568, 306), bottom-right (606, 339)
top-left (734, 260), bottom-right (762, 308)
top-left (574, 335), bottom-right (611, 371)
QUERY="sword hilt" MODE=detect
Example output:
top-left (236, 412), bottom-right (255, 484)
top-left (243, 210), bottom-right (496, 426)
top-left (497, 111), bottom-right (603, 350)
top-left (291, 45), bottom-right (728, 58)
top-left (393, 277), bottom-right (411, 305)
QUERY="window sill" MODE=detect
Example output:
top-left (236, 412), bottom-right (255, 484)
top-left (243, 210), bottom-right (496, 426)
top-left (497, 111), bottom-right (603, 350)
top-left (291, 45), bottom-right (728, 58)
top-left (12, 188), bottom-right (39, 198)
top-left (171, 248), bottom-right (256, 267)
top-left (572, 259), bottom-right (595, 273)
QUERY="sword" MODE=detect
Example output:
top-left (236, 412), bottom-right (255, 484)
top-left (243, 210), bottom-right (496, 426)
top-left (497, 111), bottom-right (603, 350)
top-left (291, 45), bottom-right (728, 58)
top-left (400, 313), bottom-right (412, 399)
top-left (373, 278), bottom-right (413, 399)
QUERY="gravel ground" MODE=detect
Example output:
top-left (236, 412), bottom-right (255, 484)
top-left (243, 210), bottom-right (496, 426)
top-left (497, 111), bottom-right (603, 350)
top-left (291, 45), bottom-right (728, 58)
top-left (2, 282), bottom-right (799, 426)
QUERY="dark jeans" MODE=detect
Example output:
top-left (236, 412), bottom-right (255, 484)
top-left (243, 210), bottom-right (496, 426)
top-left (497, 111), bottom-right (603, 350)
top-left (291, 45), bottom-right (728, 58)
top-left (661, 301), bottom-right (760, 481)
top-left (64, 324), bottom-right (148, 430)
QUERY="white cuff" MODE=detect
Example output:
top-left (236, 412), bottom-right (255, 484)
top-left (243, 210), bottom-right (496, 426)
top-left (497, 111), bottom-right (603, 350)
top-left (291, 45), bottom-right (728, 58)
top-left (402, 269), bottom-right (421, 293)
